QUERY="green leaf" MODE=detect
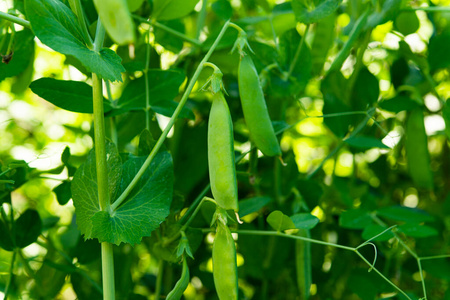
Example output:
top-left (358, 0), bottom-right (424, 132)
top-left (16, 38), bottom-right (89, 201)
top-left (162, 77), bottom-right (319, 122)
top-left (15, 209), bottom-right (42, 248)
top-left (321, 71), bottom-right (352, 137)
top-left (72, 141), bottom-right (123, 240)
top-left (378, 95), bottom-right (419, 113)
top-left (25, 0), bottom-right (125, 82)
top-left (376, 206), bottom-right (434, 223)
top-left (91, 153), bottom-right (173, 245)
top-left (365, 0), bottom-right (402, 29)
top-left (152, 0), bottom-right (199, 21)
top-left (398, 223), bottom-right (438, 238)
top-left (138, 129), bottom-right (157, 156)
top-left (428, 33), bottom-right (450, 72)
top-left (351, 68), bottom-right (379, 110)
top-left (238, 196), bottom-right (272, 217)
top-left (311, 13), bottom-right (336, 75)
top-left (344, 136), bottom-right (390, 149)
top-left (271, 29), bottom-right (312, 96)
top-left (153, 20), bottom-right (185, 53)
top-left (0, 219), bottom-right (14, 251)
top-left (116, 69), bottom-right (194, 119)
top-left (290, 213), bottom-right (319, 230)
top-left (61, 147), bottom-right (71, 165)
top-left (361, 224), bottom-right (394, 241)
top-left (394, 11), bottom-right (419, 36)
top-left (212, 0), bottom-right (233, 20)
top-left (291, 0), bottom-right (342, 24)
top-left (29, 78), bottom-right (113, 114)
top-left (267, 210), bottom-right (296, 231)
top-left (72, 141), bottom-right (174, 245)
top-left (339, 209), bottom-right (373, 229)
top-left (0, 29), bottom-right (35, 82)
top-left (53, 181), bottom-right (72, 206)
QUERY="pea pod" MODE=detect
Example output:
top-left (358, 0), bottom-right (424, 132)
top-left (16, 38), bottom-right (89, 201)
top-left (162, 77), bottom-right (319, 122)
top-left (296, 229), bottom-right (311, 300)
top-left (166, 258), bottom-right (190, 300)
top-left (238, 54), bottom-right (281, 157)
top-left (405, 108), bottom-right (433, 189)
top-left (208, 92), bottom-right (239, 212)
top-left (213, 221), bottom-right (238, 300)
top-left (93, 0), bottom-right (135, 45)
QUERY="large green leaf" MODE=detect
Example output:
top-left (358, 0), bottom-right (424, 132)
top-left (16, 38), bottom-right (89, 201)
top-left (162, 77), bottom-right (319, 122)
top-left (290, 213), bottom-right (319, 230)
top-left (344, 136), bottom-right (390, 149)
top-left (30, 78), bottom-right (113, 114)
top-left (292, 0), bottom-right (342, 24)
top-left (428, 33), bottom-right (450, 72)
top-left (115, 69), bottom-right (194, 119)
top-left (25, 0), bottom-right (125, 82)
top-left (376, 206), bottom-right (434, 223)
top-left (72, 141), bottom-right (122, 240)
top-left (152, 0), bottom-right (199, 21)
top-left (398, 223), bottom-right (438, 238)
top-left (0, 29), bottom-right (35, 82)
top-left (339, 209), bottom-right (373, 229)
top-left (72, 141), bottom-right (173, 245)
top-left (267, 211), bottom-right (296, 231)
top-left (15, 209), bottom-right (42, 248)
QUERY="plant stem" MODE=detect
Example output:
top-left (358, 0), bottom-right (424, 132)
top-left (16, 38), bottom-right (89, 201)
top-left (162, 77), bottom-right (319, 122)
top-left (133, 15), bottom-right (202, 46)
top-left (4, 250), bottom-right (16, 300)
top-left (0, 11), bottom-right (31, 28)
top-left (354, 250), bottom-right (411, 300)
top-left (69, 0), bottom-right (94, 48)
top-left (93, 19), bottom-right (115, 299)
top-left (101, 243), bottom-right (115, 300)
top-left (112, 20), bottom-right (232, 211)
top-left (235, 230), bottom-right (355, 251)
top-left (155, 260), bottom-right (165, 300)
top-left (233, 229), bottom-right (411, 300)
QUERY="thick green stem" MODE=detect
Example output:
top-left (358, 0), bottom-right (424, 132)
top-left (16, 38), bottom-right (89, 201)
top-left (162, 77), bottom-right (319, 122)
top-left (0, 11), bottom-right (30, 28)
top-left (101, 243), bottom-right (115, 300)
top-left (92, 74), bottom-right (110, 212)
top-left (111, 20), bottom-right (232, 211)
top-left (92, 19), bottom-right (115, 299)
top-left (69, 0), bottom-right (94, 48)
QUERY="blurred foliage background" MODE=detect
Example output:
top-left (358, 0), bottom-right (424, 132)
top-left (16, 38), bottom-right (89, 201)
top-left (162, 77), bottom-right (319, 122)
top-left (1, 0), bottom-right (450, 299)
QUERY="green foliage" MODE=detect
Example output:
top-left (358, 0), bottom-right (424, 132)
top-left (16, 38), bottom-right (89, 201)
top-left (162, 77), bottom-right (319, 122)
top-left (1, 0), bottom-right (450, 299)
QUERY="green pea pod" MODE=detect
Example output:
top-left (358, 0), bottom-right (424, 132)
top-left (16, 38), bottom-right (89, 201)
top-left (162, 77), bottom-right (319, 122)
top-left (208, 92), bottom-right (239, 212)
top-left (238, 54), bottom-right (281, 157)
top-left (296, 229), bottom-right (311, 300)
top-left (166, 258), bottom-right (190, 300)
top-left (405, 108), bottom-right (433, 189)
top-left (213, 221), bottom-right (238, 300)
top-left (93, 0), bottom-right (135, 45)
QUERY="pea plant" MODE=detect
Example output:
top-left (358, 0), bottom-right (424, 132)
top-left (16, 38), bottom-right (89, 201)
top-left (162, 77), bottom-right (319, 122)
top-left (1, 0), bottom-right (450, 299)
